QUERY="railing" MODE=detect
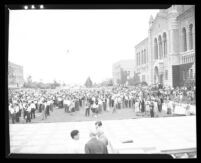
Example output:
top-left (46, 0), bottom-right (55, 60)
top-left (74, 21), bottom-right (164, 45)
top-left (180, 50), bottom-right (195, 64)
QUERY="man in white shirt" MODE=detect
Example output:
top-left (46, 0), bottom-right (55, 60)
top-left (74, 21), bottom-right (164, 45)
top-left (9, 104), bottom-right (15, 124)
top-left (63, 98), bottom-right (69, 113)
top-left (68, 130), bottom-right (84, 154)
top-left (98, 98), bottom-right (103, 113)
top-left (66, 99), bottom-right (71, 113)
top-left (30, 101), bottom-right (36, 119)
top-left (26, 104), bottom-right (32, 123)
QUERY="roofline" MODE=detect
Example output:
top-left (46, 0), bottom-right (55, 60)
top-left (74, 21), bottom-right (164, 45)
top-left (135, 37), bottom-right (148, 48)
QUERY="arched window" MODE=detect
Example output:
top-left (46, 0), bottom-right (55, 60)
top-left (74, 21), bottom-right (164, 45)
top-left (163, 32), bottom-right (167, 57)
top-left (158, 35), bottom-right (163, 59)
top-left (182, 27), bottom-right (187, 52)
top-left (154, 38), bottom-right (158, 59)
top-left (189, 24), bottom-right (193, 50)
top-left (144, 49), bottom-right (146, 64)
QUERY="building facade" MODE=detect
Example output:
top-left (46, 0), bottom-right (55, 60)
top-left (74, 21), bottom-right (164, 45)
top-left (135, 5), bottom-right (195, 87)
top-left (135, 38), bottom-right (149, 83)
top-left (112, 60), bottom-right (135, 85)
top-left (8, 61), bottom-right (24, 88)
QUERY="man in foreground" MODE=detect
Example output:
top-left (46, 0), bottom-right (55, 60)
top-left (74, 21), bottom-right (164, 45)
top-left (69, 130), bottom-right (84, 154)
top-left (85, 130), bottom-right (108, 154)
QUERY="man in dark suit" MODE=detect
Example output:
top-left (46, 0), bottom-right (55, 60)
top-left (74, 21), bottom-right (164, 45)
top-left (85, 131), bottom-right (108, 154)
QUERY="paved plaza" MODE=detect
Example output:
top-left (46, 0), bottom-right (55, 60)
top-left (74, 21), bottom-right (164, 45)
top-left (9, 115), bottom-right (196, 154)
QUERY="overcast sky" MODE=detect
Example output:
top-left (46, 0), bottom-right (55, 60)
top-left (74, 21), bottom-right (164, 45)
top-left (9, 9), bottom-right (159, 85)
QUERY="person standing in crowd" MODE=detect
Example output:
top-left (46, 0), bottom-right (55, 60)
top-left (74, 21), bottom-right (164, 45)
top-left (145, 100), bottom-right (150, 115)
top-left (91, 101), bottom-right (98, 117)
top-left (106, 96), bottom-right (110, 112)
top-left (98, 98), bottom-right (103, 114)
top-left (41, 101), bottom-right (47, 120)
top-left (141, 98), bottom-right (145, 113)
top-left (23, 102), bottom-right (27, 120)
top-left (150, 100), bottom-right (154, 118)
top-left (111, 95), bottom-right (114, 108)
top-left (38, 99), bottom-right (43, 113)
top-left (34, 100), bottom-right (38, 112)
top-left (30, 101), bottom-right (36, 119)
top-left (103, 97), bottom-right (106, 112)
top-left (66, 98), bottom-right (71, 113)
top-left (50, 99), bottom-right (54, 112)
top-left (63, 97), bottom-right (68, 113)
top-left (85, 130), bottom-right (108, 154)
top-left (135, 99), bottom-right (139, 113)
top-left (85, 101), bottom-right (91, 117)
top-left (15, 103), bottom-right (20, 123)
top-left (153, 99), bottom-right (158, 116)
top-left (112, 97), bottom-right (118, 113)
top-left (125, 95), bottom-right (128, 108)
top-left (18, 101), bottom-right (23, 118)
top-left (9, 103), bottom-right (16, 124)
top-left (167, 100), bottom-right (172, 115)
top-left (26, 103), bottom-right (32, 123)
top-left (46, 99), bottom-right (51, 116)
top-left (69, 130), bottom-right (84, 153)
top-left (58, 96), bottom-right (62, 108)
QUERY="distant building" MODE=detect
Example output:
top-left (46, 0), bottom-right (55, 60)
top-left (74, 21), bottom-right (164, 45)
top-left (112, 60), bottom-right (135, 85)
top-left (135, 5), bottom-right (195, 87)
top-left (8, 61), bottom-right (24, 88)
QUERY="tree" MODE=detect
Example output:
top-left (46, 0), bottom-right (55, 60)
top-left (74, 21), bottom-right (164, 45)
top-left (133, 72), bottom-right (141, 85)
top-left (27, 75), bottom-right (32, 84)
top-left (119, 68), bottom-right (128, 85)
top-left (107, 79), bottom-right (113, 86)
top-left (128, 72), bottom-right (140, 86)
top-left (85, 77), bottom-right (93, 88)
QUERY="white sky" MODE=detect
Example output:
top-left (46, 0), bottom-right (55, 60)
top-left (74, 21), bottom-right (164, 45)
top-left (9, 9), bottom-right (159, 85)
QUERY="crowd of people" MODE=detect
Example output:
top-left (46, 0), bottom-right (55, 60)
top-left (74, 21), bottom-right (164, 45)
top-left (8, 84), bottom-right (196, 124)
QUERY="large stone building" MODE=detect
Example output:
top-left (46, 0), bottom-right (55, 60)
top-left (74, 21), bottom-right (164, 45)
top-left (135, 5), bottom-right (195, 87)
top-left (112, 60), bottom-right (135, 85)
top-left (8, 61), bottom-right (24, 88)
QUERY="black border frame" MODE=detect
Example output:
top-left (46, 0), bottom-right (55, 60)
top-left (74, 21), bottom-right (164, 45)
top-left (2, 1), bottom-right (199, 160)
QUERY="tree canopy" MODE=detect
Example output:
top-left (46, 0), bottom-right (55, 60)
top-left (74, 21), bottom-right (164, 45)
top-left (85, 77), bottom-right (93, 88)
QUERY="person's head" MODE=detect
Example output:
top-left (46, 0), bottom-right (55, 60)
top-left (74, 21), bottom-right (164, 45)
top-left (95, 121), bottom-right (102, 129)
top-left (70, 130), bottom-right (79, 140)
